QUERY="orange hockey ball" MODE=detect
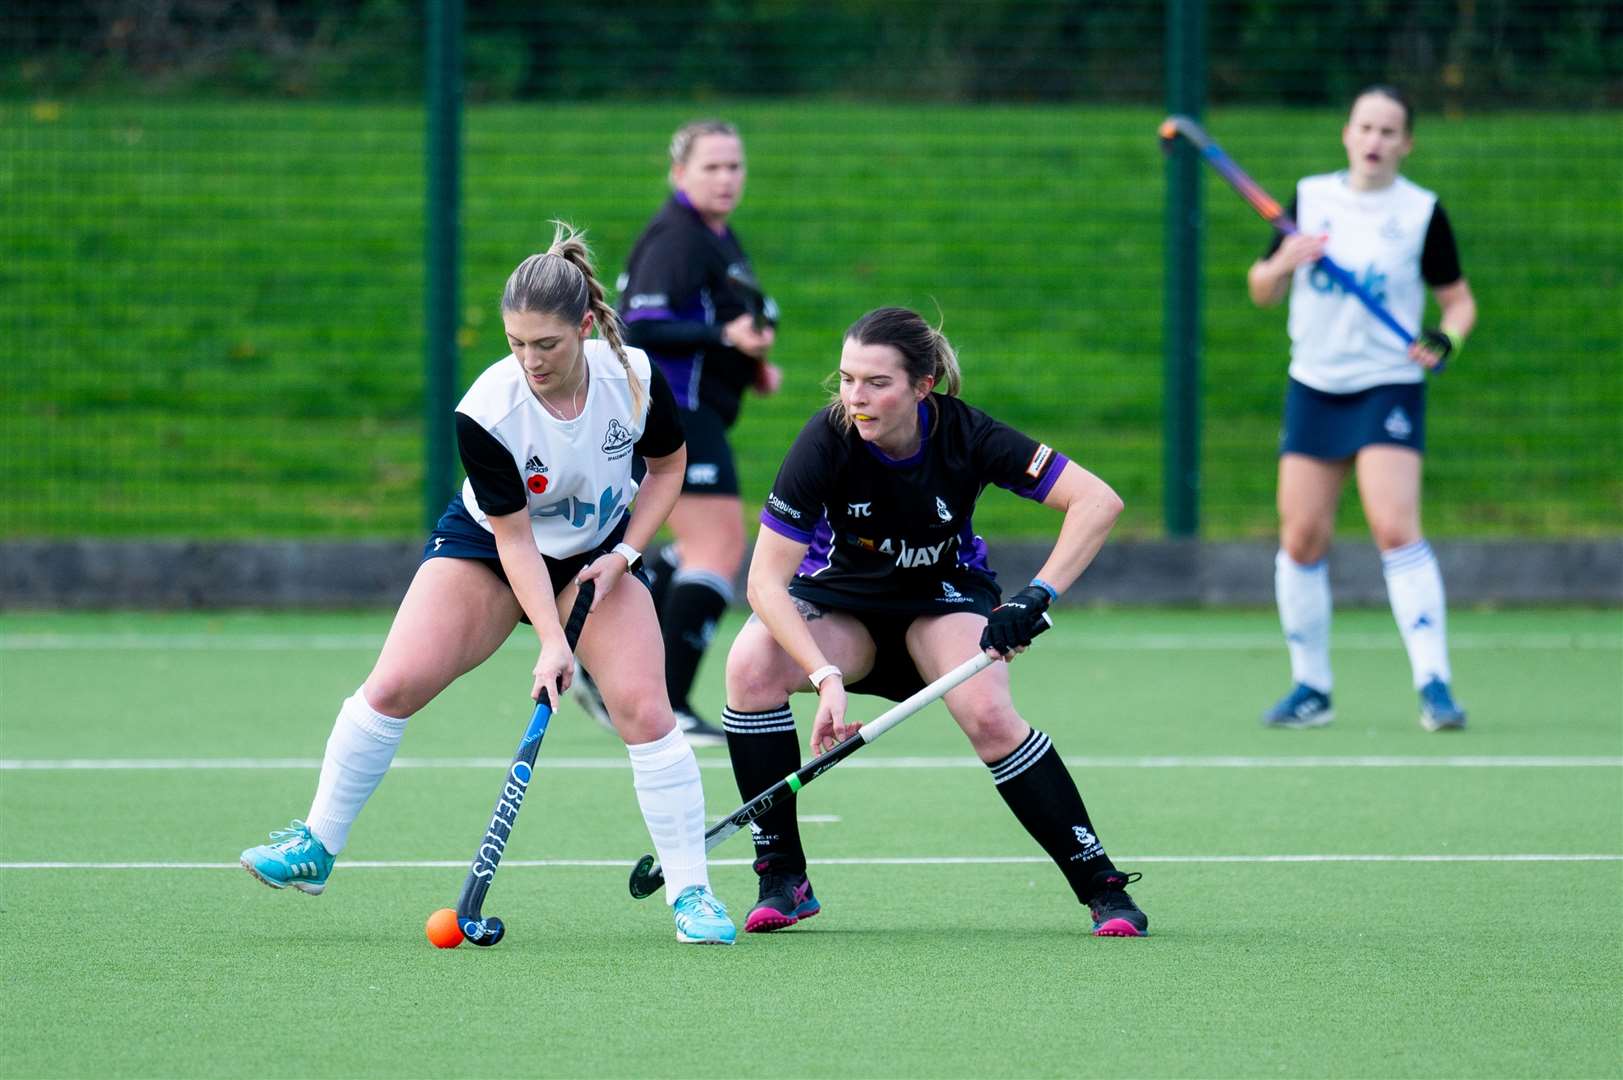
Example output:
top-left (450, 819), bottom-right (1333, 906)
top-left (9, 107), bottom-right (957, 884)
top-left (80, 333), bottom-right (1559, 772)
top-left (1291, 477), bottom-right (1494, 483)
top-left (426, 907), bottom-right (464, 949)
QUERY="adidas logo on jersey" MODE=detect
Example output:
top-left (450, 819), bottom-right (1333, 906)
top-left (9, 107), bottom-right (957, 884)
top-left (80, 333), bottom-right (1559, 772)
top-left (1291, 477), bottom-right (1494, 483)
top-left (524, 455), bottom-right (547, 474)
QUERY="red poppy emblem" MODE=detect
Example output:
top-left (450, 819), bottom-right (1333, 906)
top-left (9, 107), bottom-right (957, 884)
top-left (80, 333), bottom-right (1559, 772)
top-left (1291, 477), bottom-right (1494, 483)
top-left (527, 474), bottom-right (548, 494)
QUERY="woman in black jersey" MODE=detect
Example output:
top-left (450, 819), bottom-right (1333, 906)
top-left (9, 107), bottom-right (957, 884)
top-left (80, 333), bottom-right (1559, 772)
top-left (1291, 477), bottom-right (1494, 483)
top-left (581, 119), bottom-right (781, 747)
top-left (719, 306), bottom-right (1148, 938)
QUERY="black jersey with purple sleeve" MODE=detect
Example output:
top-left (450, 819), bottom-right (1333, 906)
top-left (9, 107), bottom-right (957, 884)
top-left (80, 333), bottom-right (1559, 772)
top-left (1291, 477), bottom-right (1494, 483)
top-left (617, 192), bottom-right (769, 426)
top-left (758, 395), bottom-right (1069, 612)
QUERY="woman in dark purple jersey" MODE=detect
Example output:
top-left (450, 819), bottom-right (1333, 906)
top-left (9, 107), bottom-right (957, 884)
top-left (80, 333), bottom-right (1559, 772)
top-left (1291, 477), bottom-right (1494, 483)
top-left (719, 306), bottom-right (1149, 939)
top-left (576, 119), bottom-right (782, 748)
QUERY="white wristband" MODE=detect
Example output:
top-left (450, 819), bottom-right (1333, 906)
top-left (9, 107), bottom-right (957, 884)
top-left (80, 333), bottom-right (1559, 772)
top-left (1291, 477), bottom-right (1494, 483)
top-left (611, 542), bottom-right (641, 571)
top-left (808, 664), bottom-right (842, 689)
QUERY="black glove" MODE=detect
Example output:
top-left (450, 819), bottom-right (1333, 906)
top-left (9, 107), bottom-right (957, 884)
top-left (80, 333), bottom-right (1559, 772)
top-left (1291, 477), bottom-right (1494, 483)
top-left (1417, 327), bottom-right (1458, 371)
top-left (980, 585), bottom-right (1053, 657)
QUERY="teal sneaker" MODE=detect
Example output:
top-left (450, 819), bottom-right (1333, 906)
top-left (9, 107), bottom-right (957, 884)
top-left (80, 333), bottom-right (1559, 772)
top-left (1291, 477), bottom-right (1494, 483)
top-left (240, 819), bottom-right (335, 895)
top-left (672, 884), bottom-right (736, 945)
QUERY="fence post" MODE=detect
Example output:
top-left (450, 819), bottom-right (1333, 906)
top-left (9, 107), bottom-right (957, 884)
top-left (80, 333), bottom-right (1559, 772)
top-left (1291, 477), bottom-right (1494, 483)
top-left (424, 0), bottom-right (463, 528)
top-left (1163, 0), bottom-right (1205, 537)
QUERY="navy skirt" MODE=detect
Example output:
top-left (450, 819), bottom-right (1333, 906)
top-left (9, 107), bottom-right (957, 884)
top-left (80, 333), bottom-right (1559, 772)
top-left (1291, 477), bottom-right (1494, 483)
top-left (422, 495), bottom-right (630, 596)
top-left (1280, 378), bottom-right (1426, 460)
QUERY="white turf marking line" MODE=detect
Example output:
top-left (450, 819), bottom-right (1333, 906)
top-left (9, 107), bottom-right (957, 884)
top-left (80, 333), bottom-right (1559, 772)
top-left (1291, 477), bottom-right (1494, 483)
top-left (3, 755), bottom-right (1620, 771)
top-left (2, 854), bottom-right (1618, 871)
top-left (3, 631), bottom-right (1619, 653)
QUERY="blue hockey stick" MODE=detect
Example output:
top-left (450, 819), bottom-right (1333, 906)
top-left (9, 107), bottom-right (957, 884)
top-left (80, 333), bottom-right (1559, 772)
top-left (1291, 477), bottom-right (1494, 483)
top-left (454, 579), bottom-right (594, 946)
top-left (1160, 115), bottom-right (1438, 365)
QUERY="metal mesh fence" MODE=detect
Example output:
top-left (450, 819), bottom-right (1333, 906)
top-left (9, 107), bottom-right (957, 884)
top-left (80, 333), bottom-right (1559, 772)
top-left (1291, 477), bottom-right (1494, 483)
top-left (3, 1), bottom-right (1618, 541)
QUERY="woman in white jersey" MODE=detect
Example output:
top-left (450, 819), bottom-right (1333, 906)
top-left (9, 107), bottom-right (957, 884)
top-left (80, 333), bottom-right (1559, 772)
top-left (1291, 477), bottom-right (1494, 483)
top-left (1248, 85), bottom-right (1477, 732)
top-left (239, 225), bottom-right (736, 944)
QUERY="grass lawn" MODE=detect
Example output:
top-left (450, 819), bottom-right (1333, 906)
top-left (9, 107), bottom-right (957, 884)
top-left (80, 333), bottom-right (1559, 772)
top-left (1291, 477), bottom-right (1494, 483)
top-left (2, 100), bottom-right (1619, 539)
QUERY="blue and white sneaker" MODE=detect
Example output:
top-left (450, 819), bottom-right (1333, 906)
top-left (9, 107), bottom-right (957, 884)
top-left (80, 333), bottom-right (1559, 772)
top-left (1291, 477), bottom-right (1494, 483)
top-left (672, 884), bottom-right (736, 945)
top-left (1262, 683), bottom-right (1334, 728)
top-left (1418, 678), bottom-right (1467, 732)
top-left (240, 819), bottom-right (336, 895)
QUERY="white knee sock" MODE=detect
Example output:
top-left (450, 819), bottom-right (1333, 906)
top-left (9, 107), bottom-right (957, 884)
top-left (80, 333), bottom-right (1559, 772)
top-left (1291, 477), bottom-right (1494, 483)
top-left (1276, 550), bottom-right (1333, 693)
top-left (306, 688), bottom-right (409, 854)
top-left (627, 726), bottom-right (709, 904)
top-left (1382, 539), bottom-right (1452, 689)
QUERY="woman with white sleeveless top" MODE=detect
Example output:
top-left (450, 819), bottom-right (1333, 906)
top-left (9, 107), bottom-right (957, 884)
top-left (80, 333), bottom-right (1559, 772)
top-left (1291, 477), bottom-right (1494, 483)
top-left (1248, 85), bottom-right (1477, 732)
top-left (238, 224), bottom-right (735, 943)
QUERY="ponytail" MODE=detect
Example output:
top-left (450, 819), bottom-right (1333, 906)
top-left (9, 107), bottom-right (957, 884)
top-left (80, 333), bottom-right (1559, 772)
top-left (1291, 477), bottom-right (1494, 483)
top-left (502, 221), bottom-right (644, 414)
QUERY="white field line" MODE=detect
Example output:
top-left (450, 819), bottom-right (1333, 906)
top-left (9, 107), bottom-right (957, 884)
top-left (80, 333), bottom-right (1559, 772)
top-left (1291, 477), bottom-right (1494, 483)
top-left (3, 755), bottom-right (1619, 771)
top-left (1, 854), bottom-right (1618, 871)
top-left (2, 631), bottom-right (1619, 652)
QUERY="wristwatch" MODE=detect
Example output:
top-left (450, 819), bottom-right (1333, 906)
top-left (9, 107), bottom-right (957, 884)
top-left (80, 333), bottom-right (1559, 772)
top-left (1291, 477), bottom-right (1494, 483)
top-left (612, 542), bottom-right (642, 571)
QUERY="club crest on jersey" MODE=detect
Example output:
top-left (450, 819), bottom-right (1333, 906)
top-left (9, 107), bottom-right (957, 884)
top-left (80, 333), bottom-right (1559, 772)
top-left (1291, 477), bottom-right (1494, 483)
top-left (601, 419), bottom-right (634, 460)
top-left (1384, 407), bottom-right (1413, 440)
top-left (524, 455), bottom-right (549, 494)
top-left (1380, 216), bottom-right (1403, 240)
top-left (935, 497), bottom-right (952, 523)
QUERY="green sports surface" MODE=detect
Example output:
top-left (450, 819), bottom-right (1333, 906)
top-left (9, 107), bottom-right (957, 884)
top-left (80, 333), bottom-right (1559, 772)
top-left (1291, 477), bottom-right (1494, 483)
top-left (2, 607), bottom-right (1620, 1078)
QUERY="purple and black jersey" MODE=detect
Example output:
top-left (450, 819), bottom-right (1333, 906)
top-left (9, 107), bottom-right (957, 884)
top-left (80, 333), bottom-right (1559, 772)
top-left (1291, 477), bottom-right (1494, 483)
top-left (759, 395), bottom-right (1069, 612)
top-left (617, 192), bottom-right (769, 427)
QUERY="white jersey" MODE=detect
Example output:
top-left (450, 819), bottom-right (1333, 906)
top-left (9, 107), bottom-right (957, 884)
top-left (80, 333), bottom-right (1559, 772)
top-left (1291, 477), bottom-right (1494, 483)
top-left (1285, 172), bottom-right (1439, 394)
top-left (455, 339), bottom-right (665, 559)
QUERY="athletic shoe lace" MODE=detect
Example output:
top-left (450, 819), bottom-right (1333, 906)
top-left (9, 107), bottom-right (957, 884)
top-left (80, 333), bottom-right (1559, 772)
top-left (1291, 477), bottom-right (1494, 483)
top-left (758, 871), bottom-right (790, 900)
top-left (680, 887), bottom-right (725, 919)
top-left (1092, 871), bottom-right (1144, 908)
top-left (267, 819), bottom-right (313, 852)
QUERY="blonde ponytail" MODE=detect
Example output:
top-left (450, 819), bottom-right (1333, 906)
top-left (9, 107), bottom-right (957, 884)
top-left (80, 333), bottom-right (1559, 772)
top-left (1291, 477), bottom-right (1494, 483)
top-left (502, 221), bottom-right (644, 415)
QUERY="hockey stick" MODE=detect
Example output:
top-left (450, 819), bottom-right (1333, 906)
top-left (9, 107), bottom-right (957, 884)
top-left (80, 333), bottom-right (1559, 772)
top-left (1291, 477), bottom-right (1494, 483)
top-left (626, 613), bottom-right (1052, 899)
top-left (1159, 114), bottom-right (1422, 350)
top-left (453, 579), bottom-right (594, 946)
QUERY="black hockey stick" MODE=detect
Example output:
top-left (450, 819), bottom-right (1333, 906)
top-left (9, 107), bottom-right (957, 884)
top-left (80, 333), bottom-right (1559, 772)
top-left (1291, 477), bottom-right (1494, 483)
top-left (627, 614), bottom-right (1051, 899)
top-left (454, 579), bottom-right (594, 946)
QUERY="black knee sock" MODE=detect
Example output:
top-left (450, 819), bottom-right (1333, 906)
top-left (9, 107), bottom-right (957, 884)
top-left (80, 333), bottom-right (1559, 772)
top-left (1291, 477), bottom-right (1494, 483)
top-left (721, 703), bottom-right (806, 871)
top-left (644, 545), bottom-right (679, 611)
top-left (990, 729), bottom-right (1116, 902)
top-left (661, 577), bottom-right (730, 713)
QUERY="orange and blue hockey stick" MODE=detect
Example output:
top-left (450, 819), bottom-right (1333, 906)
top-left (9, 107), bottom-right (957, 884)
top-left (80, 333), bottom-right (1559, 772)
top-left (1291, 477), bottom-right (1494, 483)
top-left (1159, 114), bottom-right (1420, 350)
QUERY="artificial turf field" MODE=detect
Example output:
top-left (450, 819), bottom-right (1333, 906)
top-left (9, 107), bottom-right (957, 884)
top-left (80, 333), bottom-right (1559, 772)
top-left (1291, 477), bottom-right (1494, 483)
top-left (2, 607), bottom-right (1619, 1079)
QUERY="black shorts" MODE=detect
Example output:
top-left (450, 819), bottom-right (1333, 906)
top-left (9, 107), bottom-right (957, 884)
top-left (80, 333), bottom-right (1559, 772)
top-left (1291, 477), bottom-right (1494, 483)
top-left (675, 404), bottom-right (740, 497)
top-left (421, 495), bottom-right (630, 620)
top-left (787, 576), bottom-right (999, 702)
top-left (1280, 377), bottom-right (1427, 460)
